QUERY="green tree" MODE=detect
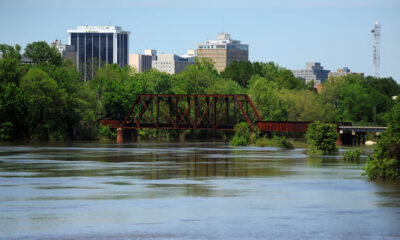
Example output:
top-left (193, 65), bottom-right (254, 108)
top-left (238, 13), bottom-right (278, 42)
top-left (253, 62), bottom-right (305, 90)
top-left (365, 76), bottom-right (400, 98)
top-left (306, 121), bottom-right (338, 155)
top-left (221, 60), bottom-right (254, 88)
top-left (129, 68), bottom-right (172, 94)
top-left (206, 78), bottom-right (246, 94)
top-left (20, 68), bottom-right (67, 140)
top-left (91, 64), bottom-right (132, 119)
top-left (322, 74), bottom-right (396, 125)
top-left (321, 76), bottom-right (346, 109)
top-left (0, 82), bottom-right (30, 140)
top-left (173, 58), bottom-right (219, 94)
top-left (230, 122), bottom-right (251, 146)
top-left (279, 89), bottom-right (335, 121)
top-left (0, 44), bottom-right (28, 84)
top-left (364, 100), bottom-right (400, 180)
top-left (24, 41), bottom-right (63, 66)
top-left (338, 82), bottom-right (373, 123)
top-left (248, 75), bottom-right (287, 121)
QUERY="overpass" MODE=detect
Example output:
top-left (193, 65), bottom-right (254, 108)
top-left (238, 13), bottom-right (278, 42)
top-left (338, 126), bottom-right (386, 145)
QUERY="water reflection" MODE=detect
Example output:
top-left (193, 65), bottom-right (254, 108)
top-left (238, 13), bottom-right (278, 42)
top-left (0, 143), bottom-right (294, 180)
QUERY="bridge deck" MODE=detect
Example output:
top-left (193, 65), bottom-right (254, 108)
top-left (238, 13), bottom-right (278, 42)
top-left (338, 126), bottom-right (386, 133)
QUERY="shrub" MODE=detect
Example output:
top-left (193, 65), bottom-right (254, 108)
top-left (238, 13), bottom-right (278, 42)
top-left (255, 135), bottom-right (294, 149)
top-left (364, 101), bottom-right (400, 181)
top-left (138, 129), bottom-right (158, 140)
top-left (230, 122), bottom-right (251, 146)
top-left (255, 137), bottom-right (274, 147)
top-left (273, 135), bottom-right (294, 150)
top-left (98, 125), bottom-right (116, 140)
top-left (306, 145), bottom-right (324, 156)
top-left (49, 130), bottom-right (68, 141)
top-left (343, 149), bottom-right (361, 162)
top-left (0, 122), bottom-right (13, 141)
top-left (306, 121), bottom-right (338, 155)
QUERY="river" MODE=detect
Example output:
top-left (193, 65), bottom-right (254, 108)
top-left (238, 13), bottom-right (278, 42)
top-left (0, 142), bottom-right (399, 239)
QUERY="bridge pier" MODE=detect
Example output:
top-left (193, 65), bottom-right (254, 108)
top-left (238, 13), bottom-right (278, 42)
top-left (336, 132), bottom-right (342, 146)
top-left (337, 126), bottom-right (386, 146)
top-left (117, 128), bottom-right (137, 144)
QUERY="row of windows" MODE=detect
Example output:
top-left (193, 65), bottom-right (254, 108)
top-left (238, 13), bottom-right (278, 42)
top-left (198, 44), bottom-right (226, 49)
top-left (227, 45), bottom-right (248, 51)
top-left (70, 33), bottom-right (129, 77)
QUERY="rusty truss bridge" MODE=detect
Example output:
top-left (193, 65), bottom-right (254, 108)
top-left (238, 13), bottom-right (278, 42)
top-left (100, 94), bottom-right (385, 146)
top-left (101, 94), bottom-right (262, 131)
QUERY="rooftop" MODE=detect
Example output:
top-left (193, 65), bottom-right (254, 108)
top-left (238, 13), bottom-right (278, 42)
top-left (67, 26), bottom-right (130, 34)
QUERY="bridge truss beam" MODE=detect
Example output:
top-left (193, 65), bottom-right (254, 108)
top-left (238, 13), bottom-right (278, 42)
top-left (118, 94), bottom-right (262, 131)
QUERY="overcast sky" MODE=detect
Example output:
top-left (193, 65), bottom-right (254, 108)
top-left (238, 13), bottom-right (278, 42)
top-left (0, 0), bottom-right (399, 81)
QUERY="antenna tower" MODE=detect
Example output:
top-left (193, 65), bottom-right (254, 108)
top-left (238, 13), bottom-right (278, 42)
top-left (371, 22), bottom-right (381, 78)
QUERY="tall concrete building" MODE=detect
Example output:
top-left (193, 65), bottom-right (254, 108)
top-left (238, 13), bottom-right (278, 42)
top-left (145, 49), bottom-right (157, 60)
top-left (292, 62), bottom-right (330, 84)
top-left (152, 54), bottom-right (189, 74)
top-left (196, 33), bottom-right (248, 72)
top-left (67, 26), bottom-right (130, 80)
top-left (129, 54), bottom-right (152, 73)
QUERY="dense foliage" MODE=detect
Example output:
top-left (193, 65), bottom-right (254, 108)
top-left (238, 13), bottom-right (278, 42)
top-left (364, 101), bottom-right (400, 181)
top-left (321, 75), bottom-right (399, 125)
top-left (0, 41), bottom-right (398, 142)
top-left (343, 149), bottom-right (361, 163)
top-left (230, 122), bottom-right (251, 146)
top-left (306, 121), bottom-right (338, 155)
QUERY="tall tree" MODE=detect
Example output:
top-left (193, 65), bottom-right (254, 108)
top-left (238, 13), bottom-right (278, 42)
top-left (0, 82), bottom-right (30, 140)
top-left (253, 62), bottom-right (305, 90)
top-left (20, 68), bottom-right (67, 140)
top-left (24, 41), bottom-right (63, 66)
top-left (90, 64), bottom-right (132, 119)
top-left (279, 89), bottom-right (335, 122)
top-left (248, 75), bottom-right (287, 121)
top-left (173, 58), bottom-right (219, 94)
top-left (0, 44), bottom-right (27, 84)
top-left (220, 60), bottom-right (254, 88)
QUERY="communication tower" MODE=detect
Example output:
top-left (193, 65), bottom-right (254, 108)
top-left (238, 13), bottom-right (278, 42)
top-left (371, 22), bottom-right (381, 78)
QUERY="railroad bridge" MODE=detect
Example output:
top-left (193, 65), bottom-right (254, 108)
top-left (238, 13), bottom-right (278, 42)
top-left (101, 94), bottom-right (386, 145)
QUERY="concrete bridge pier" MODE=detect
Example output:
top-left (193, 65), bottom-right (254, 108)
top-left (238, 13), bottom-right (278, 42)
top-left (117, 128), bottom-right (137, 144)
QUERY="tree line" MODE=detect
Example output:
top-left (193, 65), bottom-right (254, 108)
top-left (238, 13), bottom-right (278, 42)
top-left (0, 41), bottom-right (399, 141)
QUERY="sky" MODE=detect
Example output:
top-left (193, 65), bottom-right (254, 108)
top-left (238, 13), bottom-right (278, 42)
top-left (0, 0), bottom-right (399, 82)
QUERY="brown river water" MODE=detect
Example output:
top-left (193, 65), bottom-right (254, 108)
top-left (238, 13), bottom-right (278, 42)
top-left (0, 142), bottom-right (399, 239)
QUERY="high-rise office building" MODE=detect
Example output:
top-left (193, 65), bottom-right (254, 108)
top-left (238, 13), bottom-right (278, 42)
top-left (197, 33), bottom-right (248, 72)
top-left (67, 26), bottom-right (130, 80)
top-left (144, 49), bottom-right (157, 61)
top-left (292, 62), bottom-right (330, 84)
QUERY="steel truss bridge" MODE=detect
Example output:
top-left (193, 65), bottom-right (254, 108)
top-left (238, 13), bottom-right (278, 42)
top-left (101, 94), bottom-right (262, 131)
top-left (100, 94), bottom-right (385, 145)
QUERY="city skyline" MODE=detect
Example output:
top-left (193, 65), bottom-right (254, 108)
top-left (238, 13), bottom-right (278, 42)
top-left (0, 0), bottom-right (399, 82)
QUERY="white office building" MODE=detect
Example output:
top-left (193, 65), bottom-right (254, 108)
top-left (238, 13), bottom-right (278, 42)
top-left (152, 54), bottom-right (189, 74)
